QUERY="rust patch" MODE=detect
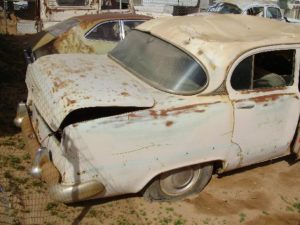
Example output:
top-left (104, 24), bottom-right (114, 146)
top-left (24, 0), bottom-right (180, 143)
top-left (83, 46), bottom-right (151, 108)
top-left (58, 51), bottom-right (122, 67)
top-left (149, 102), bottom-right (220, 118)
top-left (121, 92), bottom-right (130, 97)
top-left (79, 20), bottom-right (95, 30)
top-left (161, 102), bottom-right (220, 116)
top-left (52, 78), bottom-right (74, 93)
top-left (236, 93), bottom-right (296, 104)
top-left (149, 110), bottom-right (158, 119)
top-left (254, 93), bottom-right (294, 103)
top-left (166, 121), bottom-right (174, 127)
top-left (240, 86), bottom-right (287, 94)
top-left (127, 113), bottom-right (143, 118)
top-left (66, 98), bottom-right (76, 106)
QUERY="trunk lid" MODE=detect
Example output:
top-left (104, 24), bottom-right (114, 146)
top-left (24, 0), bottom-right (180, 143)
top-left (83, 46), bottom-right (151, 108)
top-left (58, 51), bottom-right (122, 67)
top-left (26, 54), bottom-right (154, 131)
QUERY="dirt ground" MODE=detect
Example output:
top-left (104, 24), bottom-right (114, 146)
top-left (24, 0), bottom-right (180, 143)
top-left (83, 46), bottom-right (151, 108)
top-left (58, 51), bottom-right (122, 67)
top-left (0, 34), bottom-right (300, 225)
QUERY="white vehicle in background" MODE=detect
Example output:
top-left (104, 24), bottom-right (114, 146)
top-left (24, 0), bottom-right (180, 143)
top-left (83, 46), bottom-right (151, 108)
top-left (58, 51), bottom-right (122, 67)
top-left (208, 0), bottom-right (300, 23)
top-left (13, 0), bottom-right (28, 10)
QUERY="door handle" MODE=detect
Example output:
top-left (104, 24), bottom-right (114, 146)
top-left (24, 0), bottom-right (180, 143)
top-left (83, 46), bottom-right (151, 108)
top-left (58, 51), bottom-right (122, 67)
top-left (236, 102), bottom-right (255, 109)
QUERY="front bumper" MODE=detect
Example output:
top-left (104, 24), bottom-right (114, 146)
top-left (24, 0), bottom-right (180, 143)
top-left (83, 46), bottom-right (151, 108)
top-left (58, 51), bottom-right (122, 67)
top-left (14, 102), bottom-right (105, 203)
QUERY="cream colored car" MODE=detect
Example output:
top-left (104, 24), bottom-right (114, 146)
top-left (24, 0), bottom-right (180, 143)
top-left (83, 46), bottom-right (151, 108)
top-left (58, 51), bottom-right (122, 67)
top-left (16, 14), bottom-right (300, 203)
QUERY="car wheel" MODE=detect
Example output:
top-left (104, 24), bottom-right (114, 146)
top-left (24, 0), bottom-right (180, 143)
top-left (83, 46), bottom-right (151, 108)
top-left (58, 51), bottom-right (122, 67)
top-left (143, 163), bottom-right (213, 201)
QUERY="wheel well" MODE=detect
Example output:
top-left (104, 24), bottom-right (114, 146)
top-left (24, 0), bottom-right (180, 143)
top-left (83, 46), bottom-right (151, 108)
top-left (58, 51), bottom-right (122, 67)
top-left (212, 160), bottom-right (225, 174)
top-left (142, 159), bottom-right (225, 193)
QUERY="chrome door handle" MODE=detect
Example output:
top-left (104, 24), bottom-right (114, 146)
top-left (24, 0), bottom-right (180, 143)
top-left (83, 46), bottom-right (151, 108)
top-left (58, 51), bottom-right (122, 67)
top-left (238, 105), bottom-right (254, 109)
top-left (236, 102), bottom-right (255, 109)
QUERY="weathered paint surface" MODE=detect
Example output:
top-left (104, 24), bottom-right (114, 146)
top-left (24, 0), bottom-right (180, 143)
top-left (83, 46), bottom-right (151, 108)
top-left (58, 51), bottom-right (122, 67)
top-left (61, 94), bottom-right (236, 196)
top-left (26, 54), bottom-right (154, 131)
top-left (25, 15), bottom-right (300, 200)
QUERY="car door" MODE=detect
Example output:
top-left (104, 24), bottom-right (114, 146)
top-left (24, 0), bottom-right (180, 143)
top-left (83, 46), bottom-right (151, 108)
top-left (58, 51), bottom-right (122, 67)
top-left (227, 48), bottom-right (300, 167)
top-left (84, 20), bottom-right (122, 54)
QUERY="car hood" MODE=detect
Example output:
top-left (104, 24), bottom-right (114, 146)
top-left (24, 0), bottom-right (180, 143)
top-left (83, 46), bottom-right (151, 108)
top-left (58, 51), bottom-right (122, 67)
top-left (26, 54), bottom-right (155, 131)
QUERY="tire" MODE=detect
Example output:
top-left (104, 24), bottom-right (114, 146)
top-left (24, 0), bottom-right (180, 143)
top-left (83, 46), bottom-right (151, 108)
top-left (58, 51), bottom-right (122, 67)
top-left (143, 163), bottom-right (213, 201)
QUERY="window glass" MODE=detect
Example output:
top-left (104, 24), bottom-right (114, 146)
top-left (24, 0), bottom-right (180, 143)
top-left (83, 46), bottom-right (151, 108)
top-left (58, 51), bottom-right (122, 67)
top-left (207, 2), bottom-right (242, 14)
top-left (266, 7), bottom-right (282, 19)
top-left (56, 0), bottom-right (86, 6)
top-left (246, 7), bottom-right (264, 17)
top-left (101, 0), bottom-right (128, 9)
top-left (123, 20), bottom-right (145, 36)
top-left (86, 21), bottom-right (120, 41)
top-left (110, 30), bottom-right (207, 94)
top-left (231, 50), bottom-right (295, 90)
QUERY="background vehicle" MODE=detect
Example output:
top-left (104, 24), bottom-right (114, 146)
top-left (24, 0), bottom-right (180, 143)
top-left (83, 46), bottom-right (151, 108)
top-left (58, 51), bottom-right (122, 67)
top-left (24, 13), bottom-right (151, 64)
top-left (208, 0), bottom-right (285, 20)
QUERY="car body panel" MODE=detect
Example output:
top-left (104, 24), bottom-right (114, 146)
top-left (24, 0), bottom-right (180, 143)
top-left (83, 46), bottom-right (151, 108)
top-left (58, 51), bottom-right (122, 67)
top-left (21, 15), bottom-right (300, 202)
top-left (60, 94), bottom-right (237, 196)
top-left (26, 54), bottom-right (155, 131)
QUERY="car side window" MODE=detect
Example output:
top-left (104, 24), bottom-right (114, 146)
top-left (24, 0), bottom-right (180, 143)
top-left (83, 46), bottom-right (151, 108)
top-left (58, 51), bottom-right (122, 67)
top-left (246, 7), bottom-right (264, 17)
top-left (231, 50), bottom-right (295, 91)
top-left (85, 21), bottom-right (121, 41)
top-left (266, 7), bottom-right (282, 19)
top-left (123, 20), bottom-right (145, 36)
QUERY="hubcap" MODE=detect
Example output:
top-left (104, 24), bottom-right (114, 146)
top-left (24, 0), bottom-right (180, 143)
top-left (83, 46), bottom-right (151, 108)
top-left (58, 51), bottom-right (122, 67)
top-left (160, 167), bottom-right (201, 196)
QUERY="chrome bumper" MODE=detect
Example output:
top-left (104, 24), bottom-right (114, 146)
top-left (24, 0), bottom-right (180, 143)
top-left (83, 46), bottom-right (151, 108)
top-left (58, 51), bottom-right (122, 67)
top-left (14, 102), bottom-right (105, 203)
top-left (14, 102), bottom-right (27, 127)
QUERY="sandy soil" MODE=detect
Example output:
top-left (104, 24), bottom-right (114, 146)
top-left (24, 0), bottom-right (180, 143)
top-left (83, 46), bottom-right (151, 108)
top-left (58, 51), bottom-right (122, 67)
top-left (0, 34), bottom-right (299, 225)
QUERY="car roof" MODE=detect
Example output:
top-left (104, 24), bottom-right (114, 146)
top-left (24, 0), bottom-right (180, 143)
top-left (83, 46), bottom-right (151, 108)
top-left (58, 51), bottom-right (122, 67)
top-left (73, 12), bottom-right (152, 32)
top-left (137, 14), bottom-right (300, 93)
top-left (74, 12), bottom-right (152, 23)
top-left (214, 0), bottom-right (280, 10)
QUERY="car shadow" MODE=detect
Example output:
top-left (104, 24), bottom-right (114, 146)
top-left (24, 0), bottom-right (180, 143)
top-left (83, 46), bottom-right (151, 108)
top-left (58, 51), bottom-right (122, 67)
top-left (0, 34), bottom-right (28, 136)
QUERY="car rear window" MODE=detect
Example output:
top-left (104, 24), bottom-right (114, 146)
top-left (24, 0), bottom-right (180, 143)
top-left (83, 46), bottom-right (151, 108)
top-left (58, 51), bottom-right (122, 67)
top-left (110, 30), bottom-right (208, 95)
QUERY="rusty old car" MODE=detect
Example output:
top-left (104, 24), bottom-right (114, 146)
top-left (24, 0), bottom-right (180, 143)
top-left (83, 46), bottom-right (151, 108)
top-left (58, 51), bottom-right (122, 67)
top-left (15, 14), bottom-right (300, 203)
top-left (24, 12), bottom-right (151, 63)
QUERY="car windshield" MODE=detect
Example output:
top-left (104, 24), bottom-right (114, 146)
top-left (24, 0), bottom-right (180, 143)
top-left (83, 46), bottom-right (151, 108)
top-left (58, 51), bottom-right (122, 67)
top-left (207, 3), bottom-right (242, 14)
top-left (109, 30), bottom-right (207, 94)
